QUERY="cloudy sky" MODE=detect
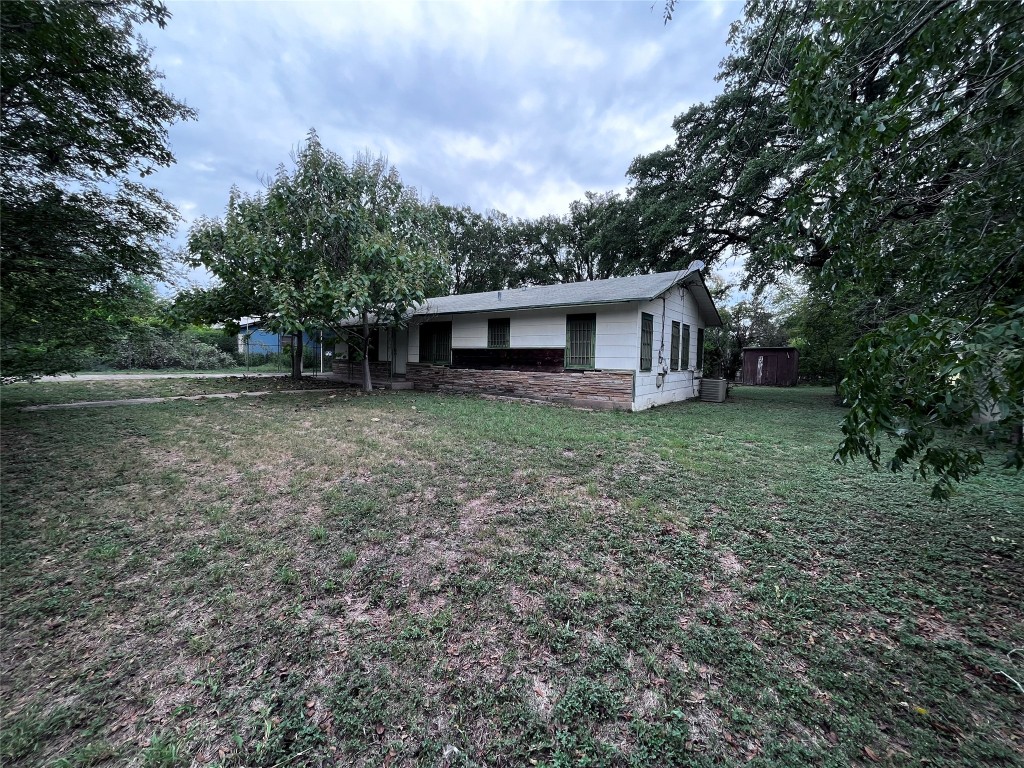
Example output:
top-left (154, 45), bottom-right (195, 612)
top-left (147, 0), bottom-right (741, 287)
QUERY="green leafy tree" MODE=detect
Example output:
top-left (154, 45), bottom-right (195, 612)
top-left (71, 279), bottom-right (237, 371)
top-left (512, 192), bottom-right (639, 286)
top-left (436, 205), bottom-right (520, 293)
top-left (177, 132), bottom-right (444, 389)
top-left (514, 214), bottom-right (574, 285)
top-left (431, 191), bottom-right (640, 295)
top-left (786, 1), bottom-right (1024, 497)
top-left (788, 281), bottom-right (867, 393)
top-left (629, 1), bottom-right (826, 278)
top-left (565, 191), bottom-right (638, 281)
top-left (654, 0), bottom-right (1023, 497)
top-left (0, 0), bottom-right (196, 378)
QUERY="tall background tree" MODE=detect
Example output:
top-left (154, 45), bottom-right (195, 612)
top-left (630, 0), bottom-right (826, 278)
top-left (0, 0), bottom-right (195, 378)
top-left (436, 205), bottom-right (519, 294)
top-left (178, 132), bottom-right (444, 389)
top-left (432, 190), bottom-right (640, 294)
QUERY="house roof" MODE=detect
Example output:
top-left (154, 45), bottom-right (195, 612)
top-left (415, 265), bottom-right (723, 326)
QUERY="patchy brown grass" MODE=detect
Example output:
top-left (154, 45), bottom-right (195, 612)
top-left (1, 387), bottom-right (1022, 767)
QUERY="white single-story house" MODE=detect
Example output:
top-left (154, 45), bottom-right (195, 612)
top-left (332, 263), bottom-right (723, 411)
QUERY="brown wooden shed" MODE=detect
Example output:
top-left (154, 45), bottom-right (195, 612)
top-left (741, 347), bottom-right (799, 386)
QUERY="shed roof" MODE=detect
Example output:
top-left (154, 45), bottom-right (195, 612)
top-left (416, 266), bottom-right (722, 326)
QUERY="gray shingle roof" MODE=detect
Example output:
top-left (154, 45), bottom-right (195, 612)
top-left (415, 266), bottom-right (722, 326)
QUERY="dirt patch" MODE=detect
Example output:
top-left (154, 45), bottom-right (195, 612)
top-left (701, 582), bottom-right (739, 611)
top-left (636, 687), bottom-right (663, 716)
top-left (595, 720), bottom-right (633, 755)
top-left (527, 675), bottom-right (555, 720)
top-left (460, 491), bottom-right (499, 536)
top-left (507, 585), bottom-right (542, 617)
top-left (543, 476), bottom-right (576, 494)
top-left (915, 609), bottom-right (969, 645)
top-left (146, 446), bottom-right (187, 469)
top-left (410, 592), bottom-right (449, 618)
top-left (685, 698), bottom-right (726, 747)
top-left (341, 595), bottom-right (390, 628)
top-left (716, 549), bottom-right (745, 576)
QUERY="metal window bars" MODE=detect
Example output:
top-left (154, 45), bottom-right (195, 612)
top-left (565, 314), bottom-right (595, 368)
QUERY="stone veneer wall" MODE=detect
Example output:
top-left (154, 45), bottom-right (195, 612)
top-left (331, 360), bottom-right (391, 385)
top-left (406, 363), bottom-right (634, 410)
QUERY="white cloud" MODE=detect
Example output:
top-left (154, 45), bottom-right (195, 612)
top-left (285, 1), bottom-right (607, 74)
top-left (594, 101), bottom-right (688, 158)
top-left (484, 176), bottom-right (588, 220)
top-left (148, 0), bottom-right (739, 259)
top-left (517, 91), bottom-right (544, 114)
top-left (513, 159), bottom-right (538, 177)
top-left (622, 40), bottom-right (664, 78)
top-left (707, 1), bottom-right (730, 21)
top-left (176, 199), bottom-right (198, 223)
top-left (439, 132), bottom-right (516, 164)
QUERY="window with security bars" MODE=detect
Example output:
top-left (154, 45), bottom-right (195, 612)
top-left (670, 321), bottom-right (680, 371)
top-left (681, 323), bottom-right (691, 369)
top-left (487, 318), bottom-right (510, 348)
top-left (640, 313), bottom-right (653, 372)
top-left (696, 327), bottom-right (705, 370)
top-left (564, 314), bottom-right (596, 369)
top-left (418, 322), bottom-right (451, 364)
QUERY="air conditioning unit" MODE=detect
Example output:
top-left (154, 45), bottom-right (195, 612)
top-left (699, 378), bottom-right (728, 403)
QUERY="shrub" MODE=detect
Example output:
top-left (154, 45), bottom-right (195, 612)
top-left (188, 327), bottom-right (237, 356)
top-left (106, 326), bottom-right (236, 370)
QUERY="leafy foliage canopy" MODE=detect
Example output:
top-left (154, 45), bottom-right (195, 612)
top-left (0, 0), bottom-right (195, 378)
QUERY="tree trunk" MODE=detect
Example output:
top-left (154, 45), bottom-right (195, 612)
top-left (361, 311), bottom-right (372, 392)
top-left (291, 333), bottom-right (303, 380)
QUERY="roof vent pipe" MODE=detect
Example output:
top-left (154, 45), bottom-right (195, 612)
top-left (498, 291), bottom-right (503, 300)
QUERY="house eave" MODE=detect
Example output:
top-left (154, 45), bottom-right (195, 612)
top-left (413, 297), bottom-right (646, 318)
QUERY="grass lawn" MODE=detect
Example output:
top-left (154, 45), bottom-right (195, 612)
top-left (1, 375), bottom-right (342, 408)
top-left (1, 386), bottom-right (1021, 767)
top-left (73, 364), bottom-right (294, 376)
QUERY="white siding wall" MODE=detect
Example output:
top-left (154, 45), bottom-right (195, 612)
top-left (407, 290), bottom-right (709, 410)
top-left (633, 285), bottom-right (706, 411)
top-left (409, 305), bottom-right (637, 368)
top-left (593, 304), bottom-right (639, 370)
